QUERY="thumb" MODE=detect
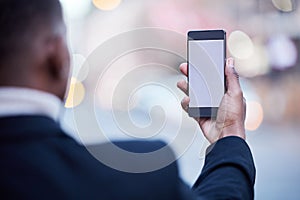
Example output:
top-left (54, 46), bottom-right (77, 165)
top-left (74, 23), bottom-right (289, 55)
top-left (225, 58), bottom-right (242, 96)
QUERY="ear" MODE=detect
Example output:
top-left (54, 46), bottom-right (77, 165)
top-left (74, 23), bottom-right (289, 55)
top-left (47, 36), bottom-right (70, 79)
top-left (45, 35), bottom-right (71, 99)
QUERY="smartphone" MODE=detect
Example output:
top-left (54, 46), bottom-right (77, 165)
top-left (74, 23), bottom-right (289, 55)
top-left (187, 30), bottom-right (226, 118)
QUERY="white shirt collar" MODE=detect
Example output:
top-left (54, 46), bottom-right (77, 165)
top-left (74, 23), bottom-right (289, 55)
top-left (0, 87), bottom-right (63, 121)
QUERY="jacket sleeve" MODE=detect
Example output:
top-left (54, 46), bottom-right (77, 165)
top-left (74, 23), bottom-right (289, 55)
top-left (192, 136), bottom-right (256, 200)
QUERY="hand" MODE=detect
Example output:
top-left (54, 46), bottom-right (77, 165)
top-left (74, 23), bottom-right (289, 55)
top-left (177, 58), bottom-right (246, 144)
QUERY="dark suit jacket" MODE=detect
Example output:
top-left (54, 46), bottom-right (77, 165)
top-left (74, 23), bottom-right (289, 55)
top-left (0, 116), bottom-right (255, 199)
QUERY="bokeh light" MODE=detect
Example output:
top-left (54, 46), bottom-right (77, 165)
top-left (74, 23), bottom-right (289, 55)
top-left (228, 30), bottom-right (254, 60)
top-left (93, 0), bottom-right (122, 11)
top-left (65, 78), bottom-right (86, 108)
top-left (268, 35), bottom-right (298, 70)
top-left (245, 101), bottom-right (264, 131)
top-left (235, 43), bottom-right (270, 77)
top-left (272, 0), bottom-right (293, 12)
top-left (71, 54), bottom-right (90, 82)
top-left (60, 0), bottom-right (91, 19)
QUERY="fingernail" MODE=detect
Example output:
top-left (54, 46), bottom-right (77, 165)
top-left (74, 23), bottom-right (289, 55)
top-left (227, 57), bottom-right (234, 68)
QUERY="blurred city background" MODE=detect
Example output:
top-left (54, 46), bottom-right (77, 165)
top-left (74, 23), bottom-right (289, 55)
top-left (59, 0), bottom-right (300, 199)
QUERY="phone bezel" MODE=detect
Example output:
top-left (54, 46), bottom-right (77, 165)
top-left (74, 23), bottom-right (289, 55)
top-left (187, 30), bottom-right (226, 118)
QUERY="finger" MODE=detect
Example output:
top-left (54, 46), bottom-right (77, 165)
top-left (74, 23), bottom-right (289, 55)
top-left (225, 58), bottom-right (242, 96)
top-left (243, 97), bottom-right (247, 120)
top-left (181, 96), bottom-right (190, 113)
top-left (179, 63), bottom-right (188, 76)
top-left (177, 80), bottom-right (188, 95)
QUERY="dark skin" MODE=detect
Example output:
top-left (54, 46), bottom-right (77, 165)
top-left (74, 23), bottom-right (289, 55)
top-left (0, 19), bottom-right (70, 101)
top-left (0, 12), bottom-right (245, 144)
top-left (177, 58), bottom-right (246, 144)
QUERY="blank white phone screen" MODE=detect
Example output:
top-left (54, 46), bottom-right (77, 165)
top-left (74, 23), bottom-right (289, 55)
top-left (188, 40), bottom-right (224, 107)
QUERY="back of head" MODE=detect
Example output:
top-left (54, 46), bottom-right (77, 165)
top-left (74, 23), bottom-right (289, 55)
top-left (0, 0), bottom-right (70, 99)
top-left (0, 0), bottom-right (62, 65)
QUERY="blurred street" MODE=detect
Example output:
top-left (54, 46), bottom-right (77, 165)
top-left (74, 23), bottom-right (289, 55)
top-left (59, 0), bottom-right (300, 199)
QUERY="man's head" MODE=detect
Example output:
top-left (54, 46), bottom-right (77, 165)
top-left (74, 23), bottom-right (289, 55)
top-left (0, 0), bottom-right (70, 100)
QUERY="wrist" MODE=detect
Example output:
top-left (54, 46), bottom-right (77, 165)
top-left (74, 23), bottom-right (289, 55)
top-left (218, 123), bottom-right (246, 140)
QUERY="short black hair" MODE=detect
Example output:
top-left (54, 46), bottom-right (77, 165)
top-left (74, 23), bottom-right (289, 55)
top-left (0, 0), bottom-right (63, 66)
